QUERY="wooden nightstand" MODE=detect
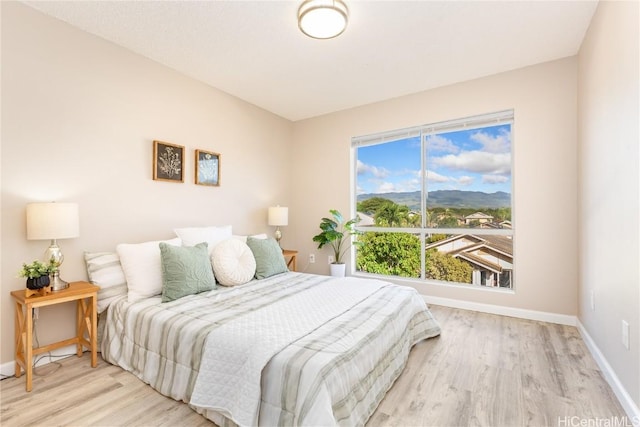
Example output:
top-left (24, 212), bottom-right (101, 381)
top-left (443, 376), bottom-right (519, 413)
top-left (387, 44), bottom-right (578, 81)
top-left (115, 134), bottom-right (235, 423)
top-left (282, 249), bottom-right (298, 271)
top-left (11, 281), bottom-right (99, 392)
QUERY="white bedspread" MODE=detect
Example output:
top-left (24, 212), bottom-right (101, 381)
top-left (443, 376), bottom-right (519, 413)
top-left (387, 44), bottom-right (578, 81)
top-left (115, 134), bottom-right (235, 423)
top-left (101, 272), bottom-right (441, 426)
top-left (189, 277), bottom-right (385, 426)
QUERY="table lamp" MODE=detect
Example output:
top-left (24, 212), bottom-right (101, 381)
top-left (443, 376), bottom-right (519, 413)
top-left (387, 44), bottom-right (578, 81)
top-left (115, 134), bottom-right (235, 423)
top-left (268, 206), bottom-right (288, 247)
top-left (26, 202), bottom-right (80, 291)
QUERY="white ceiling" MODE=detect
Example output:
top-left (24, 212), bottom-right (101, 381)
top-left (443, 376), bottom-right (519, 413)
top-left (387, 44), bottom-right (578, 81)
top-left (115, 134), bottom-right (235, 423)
top-left (23, 1), bottom-right (598, 122)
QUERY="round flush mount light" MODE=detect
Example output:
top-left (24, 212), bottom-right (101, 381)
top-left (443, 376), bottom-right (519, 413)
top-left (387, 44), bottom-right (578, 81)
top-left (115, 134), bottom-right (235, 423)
top-left (298, 0), bottom-right (349, 39)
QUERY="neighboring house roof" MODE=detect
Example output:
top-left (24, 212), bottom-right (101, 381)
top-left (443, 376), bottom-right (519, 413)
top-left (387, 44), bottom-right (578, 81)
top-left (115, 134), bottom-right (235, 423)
top-left (480, 222), bottom-right (502, 229)
top-left (456, 251), bottom-right (505, 273)
top-left (464, 212), bottom-right (494, 220)
top-left (478, 235), bottom-right (513, 256)
top-left (425, 234), bottom-right (513, 271)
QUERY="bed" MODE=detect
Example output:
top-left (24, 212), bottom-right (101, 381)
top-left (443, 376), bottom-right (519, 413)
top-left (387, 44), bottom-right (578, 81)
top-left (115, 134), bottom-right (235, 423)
top-left (88, 231), bottom-right (441, 427)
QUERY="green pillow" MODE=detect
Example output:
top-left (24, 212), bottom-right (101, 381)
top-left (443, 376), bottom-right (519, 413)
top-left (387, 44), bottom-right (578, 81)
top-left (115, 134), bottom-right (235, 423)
top-left (246, 237), bottom-right (289, 279)
top-left (159, 242), bottom-right (216, 302)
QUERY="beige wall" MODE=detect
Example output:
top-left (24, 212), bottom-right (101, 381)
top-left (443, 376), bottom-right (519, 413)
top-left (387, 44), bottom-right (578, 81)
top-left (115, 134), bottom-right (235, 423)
top-left (292, 57), bottom-right (579, 316)
top-left (578, 1), bottom-right (640, 407)
top-left (0, 3), bottom-right (293, 365)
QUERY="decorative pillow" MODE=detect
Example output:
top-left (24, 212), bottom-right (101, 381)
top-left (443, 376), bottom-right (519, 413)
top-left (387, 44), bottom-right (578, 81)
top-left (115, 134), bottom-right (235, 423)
top-left (232, 233), bottom-right (268, 243)
top-left (211, 238), bottom-right (256, 286)
top-left (159, 242), bottom-right (216, 302)
top-left (246, 237), bottom-right (289, 280)
top-left (116, 237), bottom-right (181, 303)
top-left (174, 225), bottom-right (232, 255)
top-left (84, 251), bottom-right (128, 313)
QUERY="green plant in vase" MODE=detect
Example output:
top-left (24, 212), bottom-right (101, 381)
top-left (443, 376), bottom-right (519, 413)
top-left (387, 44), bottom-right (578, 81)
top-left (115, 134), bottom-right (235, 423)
top-left (18, 259), bottom-right (58, 290)
top-left (312, 209), bottom-right (362, 277)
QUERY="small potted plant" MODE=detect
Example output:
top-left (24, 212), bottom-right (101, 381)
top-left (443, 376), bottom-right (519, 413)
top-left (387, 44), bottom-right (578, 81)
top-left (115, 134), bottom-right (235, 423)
top-left (312, 209), bottom-right (363, 277)
top-left (18, 260), bottom-right (57, 290)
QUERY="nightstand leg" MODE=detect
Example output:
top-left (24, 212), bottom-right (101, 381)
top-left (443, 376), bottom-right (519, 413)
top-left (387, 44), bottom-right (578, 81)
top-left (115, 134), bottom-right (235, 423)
top-left (90, 295), bottom-right (97, 367)
top-left (25, 303), bottom-right (33, 392)
top-left (14, 301), bottom-right (23, 378)
top-left (76, 300), bottom-right (83, 357)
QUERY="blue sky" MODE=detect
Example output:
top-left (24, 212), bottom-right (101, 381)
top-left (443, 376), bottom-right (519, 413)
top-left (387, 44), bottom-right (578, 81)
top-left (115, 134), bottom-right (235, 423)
top-left (356, 124), bottom-right (512, 195)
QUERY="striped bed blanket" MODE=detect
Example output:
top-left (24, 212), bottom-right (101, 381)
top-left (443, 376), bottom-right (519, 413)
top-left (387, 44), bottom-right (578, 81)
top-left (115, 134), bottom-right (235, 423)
top-left (101, 272), bottom-right (441, 426)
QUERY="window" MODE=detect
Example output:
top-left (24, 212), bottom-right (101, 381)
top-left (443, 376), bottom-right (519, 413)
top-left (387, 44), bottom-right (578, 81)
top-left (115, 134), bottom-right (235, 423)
top-left (353, 110), bottom-right (514, 289)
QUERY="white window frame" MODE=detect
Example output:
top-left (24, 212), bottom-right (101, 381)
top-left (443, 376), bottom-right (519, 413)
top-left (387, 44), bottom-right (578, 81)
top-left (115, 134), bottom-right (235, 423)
top-left (351, 110), bottom-right (515, 290)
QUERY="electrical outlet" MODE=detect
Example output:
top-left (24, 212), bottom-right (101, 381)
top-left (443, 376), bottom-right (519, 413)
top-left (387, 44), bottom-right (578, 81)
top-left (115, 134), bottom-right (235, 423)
top-left (328, 255), bottom-right (335, 264)
top-left (309, 254), bottom-right (315, 263)
top-left (590, 290), bottom-right (595, 311)
top-left (33, 308), bottom-right (39, 319)
top-left (622, 320), bottom-right (630, 350)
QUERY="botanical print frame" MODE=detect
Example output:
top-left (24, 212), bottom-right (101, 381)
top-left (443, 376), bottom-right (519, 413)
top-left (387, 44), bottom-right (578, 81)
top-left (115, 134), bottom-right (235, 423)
top-left (153, 140), bottom-right (184, 183)
top-left (195, 149), bottom-right (220, 186)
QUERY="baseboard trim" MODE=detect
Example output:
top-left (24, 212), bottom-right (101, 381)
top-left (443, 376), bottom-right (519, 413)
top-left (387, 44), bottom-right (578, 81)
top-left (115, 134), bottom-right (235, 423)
top-left (577, 320), bottom-right (640, 425)
top-left (423, 295), bottom-right (577, 326)
top-left (0, 344), bottom-right (78, 379)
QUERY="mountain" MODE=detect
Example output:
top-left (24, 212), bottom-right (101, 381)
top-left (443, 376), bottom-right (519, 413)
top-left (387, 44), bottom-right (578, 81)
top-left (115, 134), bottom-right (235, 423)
top-left (357, 190), bottom-right (511, 210)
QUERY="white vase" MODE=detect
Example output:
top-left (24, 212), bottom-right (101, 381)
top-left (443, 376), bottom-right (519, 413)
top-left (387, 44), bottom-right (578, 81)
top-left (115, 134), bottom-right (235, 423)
top-left (330, 263), bottom-right (346, 277)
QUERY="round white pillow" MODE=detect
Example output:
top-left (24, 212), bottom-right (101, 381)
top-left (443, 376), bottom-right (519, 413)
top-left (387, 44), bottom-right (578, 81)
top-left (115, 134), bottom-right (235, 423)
top-left (211, 238), bottom-right (256, 286)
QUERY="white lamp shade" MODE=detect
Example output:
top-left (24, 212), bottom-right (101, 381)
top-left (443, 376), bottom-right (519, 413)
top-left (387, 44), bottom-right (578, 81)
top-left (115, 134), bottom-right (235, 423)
top-left (298, 0), bottom-right (349, 39)
top-left (26, 202), bottom-right (80, 240)
top-left (268, 206), bottom-right (289, 226)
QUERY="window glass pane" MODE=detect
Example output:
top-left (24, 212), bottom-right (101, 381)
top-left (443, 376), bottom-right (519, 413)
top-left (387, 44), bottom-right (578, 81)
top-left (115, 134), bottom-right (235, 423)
top-left (353, 111), bottom-right (514, 290)
top-left (425, 124), bottom-right (512, 229)
top-left (356, 232), bottom-right (421, 278)
top-left (356, 136), bottom-right (422, 228)
top-left (425, 233), bottom-right (513, 288)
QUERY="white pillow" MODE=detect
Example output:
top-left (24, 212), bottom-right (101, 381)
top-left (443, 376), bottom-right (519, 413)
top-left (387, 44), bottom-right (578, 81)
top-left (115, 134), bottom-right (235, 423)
top-left (211, 238), bottom-right (256, 287)
top-left (117, 238), bottom-right (181, 303)
top-left (232, 233), bottom-right (268, 243)
top-left (174, 225), bottom-right (232, 255)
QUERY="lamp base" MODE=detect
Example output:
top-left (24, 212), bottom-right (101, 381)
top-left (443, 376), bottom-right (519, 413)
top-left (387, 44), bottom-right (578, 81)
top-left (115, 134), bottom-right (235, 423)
top-left (275, 227), bottom-right (283, 248)
top-left (50, 274), bottom-right (69, 291)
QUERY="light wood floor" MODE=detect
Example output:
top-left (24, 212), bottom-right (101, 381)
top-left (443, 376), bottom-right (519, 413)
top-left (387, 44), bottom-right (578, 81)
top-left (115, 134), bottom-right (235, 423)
top-left (1, 305), bottom-right (626, 426)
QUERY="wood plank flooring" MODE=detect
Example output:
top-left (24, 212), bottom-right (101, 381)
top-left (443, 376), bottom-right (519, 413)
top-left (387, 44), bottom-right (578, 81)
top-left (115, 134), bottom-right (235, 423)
top-left (1, 305), bottom-right (627, 426)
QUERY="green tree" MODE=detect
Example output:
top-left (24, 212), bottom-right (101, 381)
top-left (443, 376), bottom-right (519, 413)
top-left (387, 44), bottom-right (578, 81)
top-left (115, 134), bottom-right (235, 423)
top-left (356, 232), bottom-right (420, 278)
top-left (426, 233), bottom-right (448, 244)
top-left (357, 197), bottom-right (394, 215)
top-left (438, 215), bottom-right (460, 228)
top-left (407, 212), bottom-right (421, 227)
top-left (425, 249), bottom-right (473, 283)
top-left (374, 202), bottom-right (409, 227)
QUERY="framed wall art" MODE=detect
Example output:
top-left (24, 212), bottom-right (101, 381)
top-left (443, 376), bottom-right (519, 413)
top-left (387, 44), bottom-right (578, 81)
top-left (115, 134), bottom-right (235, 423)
top-left (195, 149), bottom-right (220, 186)
top-left (153, 140), bottom-right (184, 183)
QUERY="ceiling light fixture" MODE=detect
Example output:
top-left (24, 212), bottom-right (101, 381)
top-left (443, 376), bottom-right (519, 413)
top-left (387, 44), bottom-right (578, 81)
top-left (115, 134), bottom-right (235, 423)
top-left (298, 0), bottom-right (349, 40)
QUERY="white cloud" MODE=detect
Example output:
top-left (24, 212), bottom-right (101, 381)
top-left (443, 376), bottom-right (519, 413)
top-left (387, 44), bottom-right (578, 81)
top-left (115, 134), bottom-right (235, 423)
top-left (432, 151), bottom-right (511, 174)
top-left (398, 178), bottom-right (421, 192)
top-left (482, 174), bottom-right (509, 184)
top-left (366, 177), bottom-right (422, 194)
top-left (456, 176), bottom-right (474, 186)
top-left (357, 160), bottom-right (389, 178)
top-left (426, 170), bottom-right (450, 183)
top-left (426, 135), bottom-right (460, 154)
top-left (377, 182), bottom-right (397, 193)
top-left (470, 128), bottom-right (511, 153)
